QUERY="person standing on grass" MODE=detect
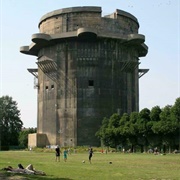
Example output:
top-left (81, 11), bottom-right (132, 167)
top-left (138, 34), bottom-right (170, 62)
top-left (55, 145), bottom-right (60, 162)
top-left (89, 148), bottom-right (93, 164)
top-left (63, 148), bottom-right (68, 162)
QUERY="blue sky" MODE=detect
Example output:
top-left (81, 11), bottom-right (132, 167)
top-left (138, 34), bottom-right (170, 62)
top-left (0, 0), bottom-right (179, 128)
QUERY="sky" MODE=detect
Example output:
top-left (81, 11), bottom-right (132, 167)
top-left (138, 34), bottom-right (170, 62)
top-left (0, 0), bottom-right (179, 128)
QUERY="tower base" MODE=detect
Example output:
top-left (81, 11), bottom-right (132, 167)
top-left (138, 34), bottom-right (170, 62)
top-left (28, 133), bottom-right (47, 148)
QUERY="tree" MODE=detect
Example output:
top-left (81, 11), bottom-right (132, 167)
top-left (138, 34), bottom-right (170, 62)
top-left (116, 113), bottom-right (134, 151)
top-left (128, 112), bottom-right (139, 152)
top-left (96, 97), bottom-right (180, 153)
top-left (108, 113), bottom-right (122, 148)
top-left (148, 106), bottom-right (162, 147)
top-left (95, 117), bottom-right (110, 147)
top-left (172, 98), bottom-right (180, 121)
top-left (96, 114), bottom-right (122, 148)
top-left (171, 97), bottom-right (180, 150)
top-left (150, 106), bottom-right (161, 122)
top-left (136, 108), bottom-right (150, 152)
top-left (19, 128), bottom-right (37, 148)
top-left (152, 105), bottom-right (178, 152)
top-left (0, 95), bottom-right (23, 150)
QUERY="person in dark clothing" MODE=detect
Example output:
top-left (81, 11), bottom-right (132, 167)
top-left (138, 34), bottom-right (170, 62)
top-left (55, 145), bottom-right (60, 162)
top-left (89, 148), bottom-right (93, 164)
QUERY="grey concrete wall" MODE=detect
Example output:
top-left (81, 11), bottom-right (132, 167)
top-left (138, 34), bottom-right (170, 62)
top-left (20, 6), bottom-right (148, 147)
top-left (39, 7), bottom-right (138, 35)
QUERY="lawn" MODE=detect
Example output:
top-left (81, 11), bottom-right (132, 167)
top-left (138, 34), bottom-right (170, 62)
top-left (0, 151), bottom-right (179, 180)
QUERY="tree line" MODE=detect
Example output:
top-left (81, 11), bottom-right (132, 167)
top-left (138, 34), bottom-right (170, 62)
top-left (96, 97), bottom-right (180, 153)
top-left (0, 95), bottom-right (180, 151)
top-left (0, 95), bottom-right (36, 150)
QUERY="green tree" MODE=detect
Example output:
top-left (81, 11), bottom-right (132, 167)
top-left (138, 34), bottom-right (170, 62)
top-left (171, 97), bottom-right (180, 150)
top-left (0, 95), bottom-right (23, 150)
top-left (96, 114), bottom-right (122, 148)
top-left (96, 97), bottom-right (180, 152)
top-left (150, 106), bottom-right (161, 122)
top-left (128, 112), bottom-right (139, 152)
top-left (95, 117), bottom-right (110, 147)
top-left (172, 98), bottom-right (180, 121)
top-left (152, 105), bottom-right (178, 152)
top-left (136, 108), bottom-right (150, 152)
top-left (19, 128), bottom-right (37, 148)
top-left (148, 106), bottom-right (162, 147)
top-left (108, 113), bottom-right (121, 128)
top-left (107, 113), bottom-right (121, 148)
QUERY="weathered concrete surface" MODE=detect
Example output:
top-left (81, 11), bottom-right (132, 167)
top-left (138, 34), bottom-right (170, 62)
top-left (20, 6), bottom-right (148, 147)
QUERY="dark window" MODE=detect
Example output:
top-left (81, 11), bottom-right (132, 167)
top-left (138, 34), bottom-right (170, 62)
top-left (45, 86), bottom-right (48, 90)
top-left (51, 85), bottom-right (54, 89)
top-left (88, 80), bottom-right (94, 86)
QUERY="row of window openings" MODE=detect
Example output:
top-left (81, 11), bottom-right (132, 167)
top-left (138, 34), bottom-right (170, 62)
top-left (45, 80), bottom-right (94, 90)
top-left (45, 85), bottom-right (54, 90)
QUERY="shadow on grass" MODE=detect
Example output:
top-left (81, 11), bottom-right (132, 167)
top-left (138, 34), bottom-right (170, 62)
top-left (25, 176), bottom-right (74, 180)
top-left (0, 171), bottom-right (73, 180)
top-left (27, 175), bottom-right (74, 180)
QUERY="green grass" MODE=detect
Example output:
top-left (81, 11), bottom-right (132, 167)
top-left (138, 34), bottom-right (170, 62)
top-left (0, 151), bottom-right (180, 180)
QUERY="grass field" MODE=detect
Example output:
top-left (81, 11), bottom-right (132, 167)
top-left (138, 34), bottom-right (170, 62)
top-left (0, 151), bottom-right (180, 180)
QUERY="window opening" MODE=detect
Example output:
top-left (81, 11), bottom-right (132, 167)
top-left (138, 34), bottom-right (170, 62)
top-left (51, 85), bottom-right (54, 89)
top-left (88, 80), bottom-right (94, 86)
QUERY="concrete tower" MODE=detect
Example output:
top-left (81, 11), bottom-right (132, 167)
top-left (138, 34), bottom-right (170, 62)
top-left (20, 6), bottom-right (148, 147)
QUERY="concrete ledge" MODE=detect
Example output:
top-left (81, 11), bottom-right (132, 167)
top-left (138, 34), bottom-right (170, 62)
top-left (20, 31), bottom-right (148, 57)
top-left (20, 46), bottom-right (29, 52)
top-left (138, 43), bottom-right (148, 57)
top-left (32, 33), bottom-right (51, 43)
top-left (127, 34), bottom-right (145, 44)
top-left (77, 28), bottom-right (97, 39)
top-left (141, 43), bottom-right (148, 51)
top-left (20, 46), bottom-right (37, 56)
